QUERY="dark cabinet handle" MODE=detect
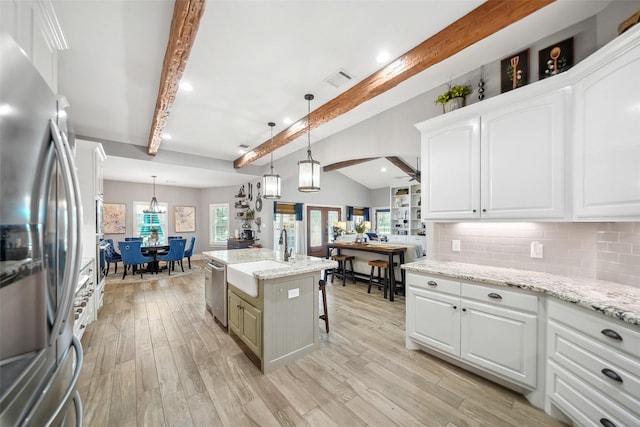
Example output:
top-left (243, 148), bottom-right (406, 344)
top-left (601, 329), bottom-right (623, 341)
top-left (472, 209), bottom-right (477, 213)
top-left (453, 305), bottom-right (457, 310)
top-left (601, 368), bottom-right (623, 383)
top-left (427, 280), bottom-right (438, 287)
top-left (462, 308), bottom-right (467, 312)
top-left (488, 292), bottom-right (502, 300)
top-left (600, 418), bottom-right (617, 427)
top-left (482, 209), bottom-right (486, 212)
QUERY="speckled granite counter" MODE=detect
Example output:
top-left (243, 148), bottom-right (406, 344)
top-left (203, 248), bottom-right (337, 280)
top-left (402, 260), bottom-right (640, 326)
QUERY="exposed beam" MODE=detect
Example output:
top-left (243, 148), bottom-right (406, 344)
top-left (147, 0), bottom-right (206, 156)
top-left (323, 157), bottom-right (379, 172)
top-left (234, 0), bottom-right (554, 169)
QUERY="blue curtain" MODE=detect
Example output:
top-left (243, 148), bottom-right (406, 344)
top-left (347, 206), bottom-right (354, 221)
top-left (363, 207), bottom-right (370, 221)
top-left (295, 203), bottom-right (303, 221)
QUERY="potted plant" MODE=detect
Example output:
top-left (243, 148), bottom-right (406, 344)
top-left (245, 209), bottom-right (255, 219)
top-left (435, 83), bottom-right (472, 113)
top-left (354, 221), bottom-right (369, 243)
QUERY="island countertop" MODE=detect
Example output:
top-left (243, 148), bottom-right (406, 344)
top-left (203, 248), bottom-right (337, 280)
top-left (402, 259), bottom-right (640, 326)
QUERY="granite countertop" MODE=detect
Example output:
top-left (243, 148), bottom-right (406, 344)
top-left (203, 248), bottom-right (337, 280)
top-left (402, 260), bottom-right (640, 326)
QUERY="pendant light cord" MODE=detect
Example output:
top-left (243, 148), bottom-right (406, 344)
top-left (305, 94), bottom-right (314, 161)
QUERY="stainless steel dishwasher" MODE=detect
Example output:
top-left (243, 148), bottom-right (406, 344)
top-left (205, 259), bottom-right (227, 327)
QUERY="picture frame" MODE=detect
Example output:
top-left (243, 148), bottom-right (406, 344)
top-left (104, 203), bottom-right (126, 234)
top-left (538, 37), bottom-right (574, 79)
top-left (500, 49), bottom-right (529, 93)
top-left (175, 206), bottom-right (196, 232)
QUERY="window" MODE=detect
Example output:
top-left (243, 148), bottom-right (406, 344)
top-left (209, 203), bottom-right (229, 245)
top-left (273, 213), bottom-right (297, 252)
top-left (133, 201), bottom-right (168, 240)
top-left (376, 208), bottom-right (391, 234)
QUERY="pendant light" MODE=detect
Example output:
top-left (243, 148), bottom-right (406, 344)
top-left (297, 93), bottom-right (320, 192)
top-left (262, 121), bottom-right (281, 199)
top-left (143, 175), bottom-right (165, 213)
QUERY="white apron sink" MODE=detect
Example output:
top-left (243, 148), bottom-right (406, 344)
top-left (226, 260), bottom-right (286, 297)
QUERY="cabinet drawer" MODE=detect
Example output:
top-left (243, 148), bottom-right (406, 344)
top-left (407, 273), bottom-right (460, 295)
top-left (461, 282), bottom-right (538, 313)
top-left (547, 361), bottom-right (640, 427)
top-left (548, 321), bottom-right (640, 415)
top-left (548, 300), bottom-right (640, 359)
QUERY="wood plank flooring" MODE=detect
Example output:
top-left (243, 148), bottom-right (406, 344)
top-left (79, 261), bottom-right (565, 427)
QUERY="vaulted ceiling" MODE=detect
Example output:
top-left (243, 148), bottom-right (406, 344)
top-left (54, 0), bottom-right (614, 189)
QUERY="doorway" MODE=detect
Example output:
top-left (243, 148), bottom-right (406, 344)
top-left (306, 206), bottom-right (341, 257)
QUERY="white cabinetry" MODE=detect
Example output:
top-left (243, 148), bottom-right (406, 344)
top-left (406, 272), bottom-right (538, 389)
top-left (417, 89), bottom-right (567, 220)
top-left (572, 34), bottom-right (640, 220)
top-left (390, 184), bottom-right (423, 235)
top-left (73, 258), bottom-right (95, 339)
top-left (75, 140), bottom-right (106, 312)
top-left (546, 300), bottom-right (640, 426)
top-left (0, 0), bottom-right (66, 92)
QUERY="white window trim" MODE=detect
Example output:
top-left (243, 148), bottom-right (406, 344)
top-left (209, 203), bottom-right (229, 246)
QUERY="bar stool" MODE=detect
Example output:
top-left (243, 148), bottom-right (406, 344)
top-left (319, 280), bottom-right (329, 333)
top-left (367, 259), bottom-right (398, 299)
top-left (330, 255), bottom-right (355, 286)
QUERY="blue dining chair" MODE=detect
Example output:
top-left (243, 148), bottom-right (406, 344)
top-left (118, 241), bottom-right (154, 279)
top-left (125, 237), bottom-right (143, 241)
top-left (182, 236), bottom-right (197, 269)
top-left (157, 238), bottom-right (186, 275)
top-left (103, 239), bottom-right (122, 276)
top-left (167, 236), bottom-right (182, 240)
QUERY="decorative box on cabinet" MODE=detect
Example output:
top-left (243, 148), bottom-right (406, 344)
top-left (416, 88), bottom-right (567, 220)
top-left (406, 272), bottom-right (539, 390)
top-left (546, 299), bottom-right (640, 426)
top-left (572, 28), bottom-right (640, 220)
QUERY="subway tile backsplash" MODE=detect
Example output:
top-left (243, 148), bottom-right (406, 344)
top-left (433, 222), bottom-right (640, 288)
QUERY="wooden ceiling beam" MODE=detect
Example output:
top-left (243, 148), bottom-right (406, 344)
top-left (147, 0), bottom-right (206, 156)
top-left (234, 0), bottom-right (554, 169)
top-left (323, 157), bottom-right (379, 172)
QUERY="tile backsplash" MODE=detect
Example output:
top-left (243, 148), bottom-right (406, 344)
top-left (433, 222), bottom-right (640, 287)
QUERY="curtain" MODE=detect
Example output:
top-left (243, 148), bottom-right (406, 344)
top-left (363, 207), bottom-right (370, 221)
top-left (295, 203), bottom-right (304, 254)
top-left (347, 206), bottom-right (354, 221)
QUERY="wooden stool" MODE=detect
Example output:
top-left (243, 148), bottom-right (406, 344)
top-left (319, 280), bottom-right (329, 333)
top-left (367, 259), bottom-right (398, 299)
top-left (330, 255), bottom-right (355, 286)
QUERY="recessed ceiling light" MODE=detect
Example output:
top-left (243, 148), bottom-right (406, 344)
top-left (0, 104), bottom-right (10, 116)
top-left (376, 51), bottom-right (390, 64)
top-left (238, 144), bottom-right (249, 154)
top-left (179, 81), bottom-right (193, 91)
top-left (381, 167), bottom-right (387, 172)
top-left (162, 133), bottom-right (172, 139)
top-left (283, 117), bottom-right (293, 125)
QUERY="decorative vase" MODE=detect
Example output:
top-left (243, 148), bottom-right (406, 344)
top-left (443, 97), bottom-right (465, 113)
top-left (355, 232), bottom-right (364, 243)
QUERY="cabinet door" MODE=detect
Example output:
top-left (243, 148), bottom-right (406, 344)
top-left (461, 299), bottom-right (537, 388)
top-left (573, 43), bottom-right (640, 219)
top-left (227, 291), bottom-right (242, 335)
top-left (406, 286), bottom-right (460, 356)
top-left (241, 303), bottom-right (262, 357)
top-left (480, 90), bottom-right (566, 219)
top-left (421, 116), bottom-right (481, 220)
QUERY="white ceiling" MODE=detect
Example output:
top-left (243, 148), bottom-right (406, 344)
top-left (55, 0), bottom-right (613, 190)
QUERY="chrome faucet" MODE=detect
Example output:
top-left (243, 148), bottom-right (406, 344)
top-left (278, 228), bottom-right (292, 261)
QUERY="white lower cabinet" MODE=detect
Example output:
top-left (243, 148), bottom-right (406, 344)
top-left (406, 272), bottom-right (538, 388)
top-left (546, 300), bottom-right (640, 426)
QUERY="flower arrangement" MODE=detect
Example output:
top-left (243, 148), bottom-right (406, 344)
top-left (435, 83), bottom-right (472, 105)
top-left (354, 221), bottom-right (368, 233)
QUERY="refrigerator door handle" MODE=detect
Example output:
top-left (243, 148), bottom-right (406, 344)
top-left (49, 120), bottom-right (82, 339)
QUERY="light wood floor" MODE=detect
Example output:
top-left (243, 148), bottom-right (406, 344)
top-left (79, 261), bottom-right (565, 427)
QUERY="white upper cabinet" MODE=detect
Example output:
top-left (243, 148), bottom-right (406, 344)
top-left (572, 30), bottom-right (640, 220)
top-left (418, 88), bottom-right (567, 221)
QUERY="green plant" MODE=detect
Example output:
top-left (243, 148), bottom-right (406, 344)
top-left (355, 222), bottom-right (367, 233)
top-left (435, 83), bottom-right (472, 105)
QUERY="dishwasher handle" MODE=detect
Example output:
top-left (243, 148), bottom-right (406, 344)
top-left (207, 262), bottom-right (226, 272)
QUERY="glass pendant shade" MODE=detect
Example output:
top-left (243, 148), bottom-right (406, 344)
top-left (262, 121), bottom-right (281, 199)
top-left (263, 168), bottom-right (281, 200)
top-left (298, 153), bottom-right (320, 192)
top-left (298, 93), bottom-right (320, 192)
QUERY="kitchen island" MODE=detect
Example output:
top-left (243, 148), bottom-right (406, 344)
top-left (203, 248), bottom-right (337, 373)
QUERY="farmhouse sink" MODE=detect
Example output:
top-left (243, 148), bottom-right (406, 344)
top-left (226, 260), bottom-right (286, 297)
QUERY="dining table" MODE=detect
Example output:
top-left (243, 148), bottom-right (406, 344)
top-left (141, 243), bottom-right (170, 273)
top-left (326, 241), bottom-right (407, 301)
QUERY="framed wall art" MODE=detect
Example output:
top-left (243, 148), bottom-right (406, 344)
top-left (500, 49), bottom-right (529, 93)
top-left (175, 206), bottom-right (196, 232)
top-left (104, 203), bottom-right (126, 234)
top-left (538, 37), bottom-right (574, 79)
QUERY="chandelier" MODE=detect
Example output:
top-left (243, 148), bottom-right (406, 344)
top-left (297, 93), bottom-right (320, 192)
top-left (143, 175), bottom-right (165, 213)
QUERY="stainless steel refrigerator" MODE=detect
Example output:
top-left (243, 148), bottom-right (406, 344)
top-left (0, 32), bottom-right (83, 426)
